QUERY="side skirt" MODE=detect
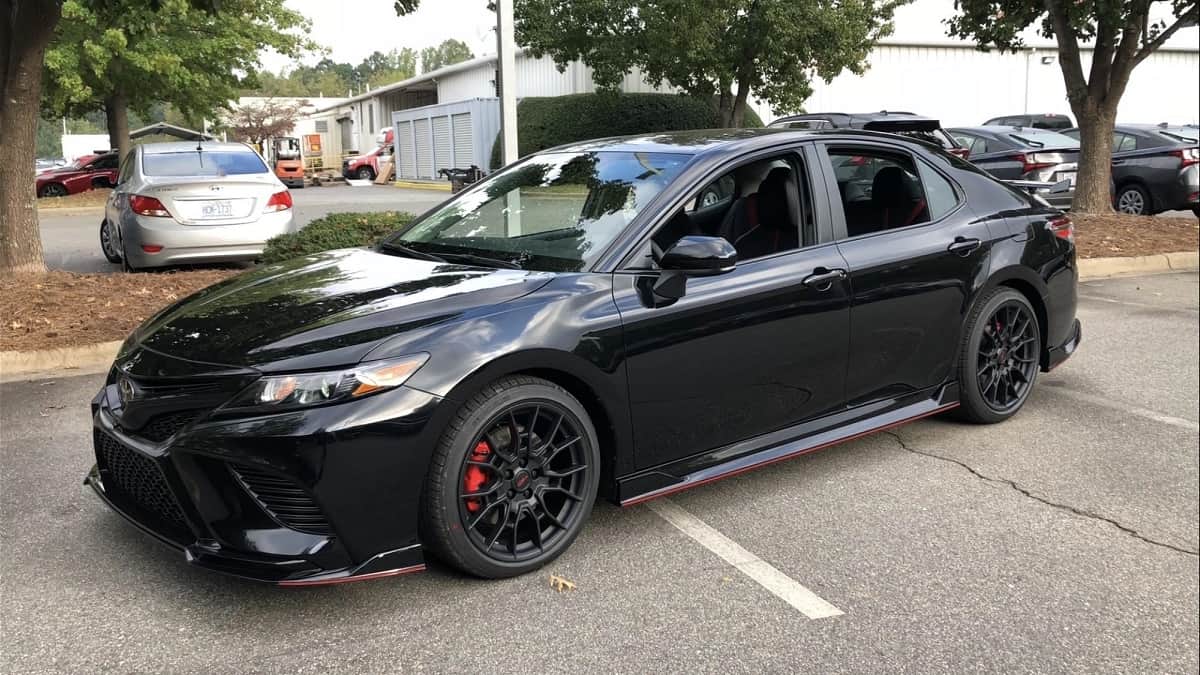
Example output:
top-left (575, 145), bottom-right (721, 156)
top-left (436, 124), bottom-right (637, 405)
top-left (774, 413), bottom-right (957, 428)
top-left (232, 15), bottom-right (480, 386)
top-left (617, 385), bottom-right (959, 506)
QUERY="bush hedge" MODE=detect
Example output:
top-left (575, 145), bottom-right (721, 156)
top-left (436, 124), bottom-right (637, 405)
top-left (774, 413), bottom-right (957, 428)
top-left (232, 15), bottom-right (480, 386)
top-left (490, 93), bottom-right (765, 169)
top-left (261, 211), bottom-right (414, 263)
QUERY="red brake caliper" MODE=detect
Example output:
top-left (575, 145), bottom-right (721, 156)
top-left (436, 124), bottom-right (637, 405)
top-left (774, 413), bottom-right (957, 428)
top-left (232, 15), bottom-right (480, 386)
top-left (463, 441), bottom-right (491, 513)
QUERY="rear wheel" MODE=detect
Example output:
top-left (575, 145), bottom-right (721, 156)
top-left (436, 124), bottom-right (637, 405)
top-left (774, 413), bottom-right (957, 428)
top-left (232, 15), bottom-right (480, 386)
top-left (956, 288), bottom-right (1041, 424)
top-left (356, 166), bottom-right (375, 180)
top-left (100, 220), bottom-right (122, 264)
top-left (420, 376), bottom-right (600, 578)
top-left (1115, 183), bottom-right (1151, 215)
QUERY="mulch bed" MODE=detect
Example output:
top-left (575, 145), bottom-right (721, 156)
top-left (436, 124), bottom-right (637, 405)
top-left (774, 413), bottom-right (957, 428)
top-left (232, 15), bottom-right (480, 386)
top-left (1, 270), bottom-right (235, 352)
top-left (1, 213), bottom-right (1196, 354)
top-left (36, 188), bottom-right (111, 209)
top-left (1073, 213), bottom-right (1198, 259)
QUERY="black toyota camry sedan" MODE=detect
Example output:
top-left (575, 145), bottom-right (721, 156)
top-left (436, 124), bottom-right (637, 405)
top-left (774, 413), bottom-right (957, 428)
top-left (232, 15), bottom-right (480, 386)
top-left (86, 128), bottom-right (1081, 584)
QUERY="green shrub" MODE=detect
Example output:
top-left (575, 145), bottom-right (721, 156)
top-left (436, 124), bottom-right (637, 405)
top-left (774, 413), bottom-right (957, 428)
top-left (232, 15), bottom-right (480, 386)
top-left (261, 211), bottom-right (414, 263)
top-left (490, 93), bottom-right (765, 169)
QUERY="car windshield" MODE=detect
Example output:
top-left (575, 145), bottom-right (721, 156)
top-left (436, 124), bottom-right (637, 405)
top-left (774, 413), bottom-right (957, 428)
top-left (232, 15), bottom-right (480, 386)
top-left (142, 150), bottom-right (269, 177)
top-left (385, 150), bottom-right (692, 272)
top-left (1007, 130), bottom-right (1080, 149)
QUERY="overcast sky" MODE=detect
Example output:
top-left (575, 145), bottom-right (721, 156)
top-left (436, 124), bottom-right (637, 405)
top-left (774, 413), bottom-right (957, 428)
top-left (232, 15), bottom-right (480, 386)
top-left (259, 0), bottom-right (498, 73)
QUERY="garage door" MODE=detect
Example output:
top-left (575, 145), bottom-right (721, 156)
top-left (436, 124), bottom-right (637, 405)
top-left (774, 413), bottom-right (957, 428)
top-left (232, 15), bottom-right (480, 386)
top-left (433, 117), bottom-right (452, 174)
top-left (395, 121), bottom-right (415, 178)
top-left (452, 113), bottom-right (473, 167)
top-left (414, 118), bottom-right (433, 179)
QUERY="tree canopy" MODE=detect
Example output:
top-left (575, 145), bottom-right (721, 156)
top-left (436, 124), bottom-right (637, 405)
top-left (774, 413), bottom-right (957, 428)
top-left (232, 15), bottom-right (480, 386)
top-left (513, 0), bottom-right (907, 127)
top-left (947, 0), bottom-right (1198, 212)
top-left (421, 39), bottom-right (475, 73)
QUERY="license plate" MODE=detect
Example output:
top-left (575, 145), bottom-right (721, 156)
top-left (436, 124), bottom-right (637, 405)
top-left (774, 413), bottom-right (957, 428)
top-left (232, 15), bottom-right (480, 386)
top-left (200, 200), bottom-right (234, 218)
top-left (1056, 172), bottom-right (1076, 187)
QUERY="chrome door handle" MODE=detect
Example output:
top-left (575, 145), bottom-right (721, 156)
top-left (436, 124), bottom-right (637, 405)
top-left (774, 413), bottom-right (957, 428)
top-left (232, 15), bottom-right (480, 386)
top-left (802, 267), bottom-right (847, 291)
top-left (948, 237), bottom-right (981, 256)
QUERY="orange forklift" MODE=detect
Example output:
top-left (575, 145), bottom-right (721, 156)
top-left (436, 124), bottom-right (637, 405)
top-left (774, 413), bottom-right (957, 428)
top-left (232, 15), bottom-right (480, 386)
top-left (263, 136), bottom-right (305, 188)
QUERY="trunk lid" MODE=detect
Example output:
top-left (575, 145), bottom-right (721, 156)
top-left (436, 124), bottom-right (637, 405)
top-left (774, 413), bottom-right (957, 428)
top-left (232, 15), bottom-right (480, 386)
top-left (140, 176), bottom-right (282, 225)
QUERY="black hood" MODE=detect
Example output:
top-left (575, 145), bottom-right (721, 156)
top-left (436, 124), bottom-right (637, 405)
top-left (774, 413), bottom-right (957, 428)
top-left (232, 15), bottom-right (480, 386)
top-left (131, 248), bottom-right (554, 372)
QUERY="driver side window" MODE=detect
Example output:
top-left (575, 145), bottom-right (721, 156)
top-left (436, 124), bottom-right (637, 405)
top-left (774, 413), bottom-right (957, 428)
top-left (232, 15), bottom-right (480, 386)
top-left (649, 153), bottom-right (814, 264)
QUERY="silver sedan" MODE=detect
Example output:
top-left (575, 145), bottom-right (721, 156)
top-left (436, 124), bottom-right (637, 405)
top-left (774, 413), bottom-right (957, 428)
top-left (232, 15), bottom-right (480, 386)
top-left (101, 142), bottom-right (298, 270)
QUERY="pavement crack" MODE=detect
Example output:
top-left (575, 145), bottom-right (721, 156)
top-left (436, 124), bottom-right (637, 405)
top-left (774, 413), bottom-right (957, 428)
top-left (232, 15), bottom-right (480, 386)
top-left (883, 431), bottom-right (1199, 557)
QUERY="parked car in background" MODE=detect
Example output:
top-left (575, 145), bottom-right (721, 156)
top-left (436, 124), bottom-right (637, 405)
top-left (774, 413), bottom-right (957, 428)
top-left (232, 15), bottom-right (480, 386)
top-left (769, 111), bottom-right (970, 158)
top-left (948, 126), bottom-right (1081, 209)
top-left (85, 129), bottom-right (1080, 584)
top-left (1062, 123), bottom-right (1199, 215)
top-left (982, 114), bottom-right (1074, 130)
top-left (101, 142), bottom-right (297, 270)
top-left (343, 143), bottom-right (393, 180)
top-left (36, 157), bottom-right (68, 174)
top-left (36, 152), bottom-right (118, 197)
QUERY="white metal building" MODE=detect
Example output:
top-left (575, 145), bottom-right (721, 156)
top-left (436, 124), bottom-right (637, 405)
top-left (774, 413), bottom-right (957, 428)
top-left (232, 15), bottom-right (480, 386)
top-left (307, 0), bottom-right (1198, 176)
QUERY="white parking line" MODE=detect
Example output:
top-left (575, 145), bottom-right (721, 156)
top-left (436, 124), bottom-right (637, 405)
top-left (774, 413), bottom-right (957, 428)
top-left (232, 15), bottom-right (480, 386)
top-left (646, 498), bottom-right (844, 619)
top-left (1045, 386), bottom-right (1200, 432)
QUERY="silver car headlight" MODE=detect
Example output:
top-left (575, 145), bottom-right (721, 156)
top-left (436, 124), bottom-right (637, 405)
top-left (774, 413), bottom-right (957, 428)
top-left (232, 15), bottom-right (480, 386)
top-left (226, 354), bottom-right (429, 411)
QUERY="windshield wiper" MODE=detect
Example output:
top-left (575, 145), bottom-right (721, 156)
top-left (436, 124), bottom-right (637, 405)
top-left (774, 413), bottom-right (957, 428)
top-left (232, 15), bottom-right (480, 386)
top-left (378, 241), bottom-right (447, 262)
top-left (437, 252), bottom-right (522, 269)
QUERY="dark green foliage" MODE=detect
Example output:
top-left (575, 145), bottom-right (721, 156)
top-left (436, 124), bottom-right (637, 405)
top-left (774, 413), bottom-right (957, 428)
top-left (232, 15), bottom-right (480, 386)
top-left (261, 211), bottom-right (414, 263)
top-left (489, 93), bottom-right (763, 169)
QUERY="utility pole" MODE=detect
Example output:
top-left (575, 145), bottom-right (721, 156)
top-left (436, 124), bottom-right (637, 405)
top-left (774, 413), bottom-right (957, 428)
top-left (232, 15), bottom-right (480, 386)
top-left (496, 0), bottom-right (518, 166)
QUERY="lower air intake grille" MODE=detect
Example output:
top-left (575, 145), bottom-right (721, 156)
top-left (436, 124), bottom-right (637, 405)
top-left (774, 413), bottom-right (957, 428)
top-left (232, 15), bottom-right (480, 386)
top-left (96, 431), bottom-right (187, 531)
top-left (134, 411), bottom-right (202, 443)
top-left (231, 466), bottom-right (332, 536)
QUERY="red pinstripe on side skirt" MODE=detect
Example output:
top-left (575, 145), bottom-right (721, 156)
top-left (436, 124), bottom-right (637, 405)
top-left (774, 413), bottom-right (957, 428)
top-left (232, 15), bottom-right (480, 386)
top-left (621, 402), bottom-right (959, 507)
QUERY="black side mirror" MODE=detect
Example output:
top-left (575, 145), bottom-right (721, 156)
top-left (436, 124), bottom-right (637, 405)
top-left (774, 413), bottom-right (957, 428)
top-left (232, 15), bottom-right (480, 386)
top-left (656, 235), bottom-right (738, 276)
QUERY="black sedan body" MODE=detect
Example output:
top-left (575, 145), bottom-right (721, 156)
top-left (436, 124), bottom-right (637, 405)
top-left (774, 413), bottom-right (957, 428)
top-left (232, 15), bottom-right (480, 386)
top-left (86, 129), bottom-right (1081, 584)
top-left (947, 126), bottom-right (1082, 209)
top-left (1063, 124), bottom-right (1200, 215)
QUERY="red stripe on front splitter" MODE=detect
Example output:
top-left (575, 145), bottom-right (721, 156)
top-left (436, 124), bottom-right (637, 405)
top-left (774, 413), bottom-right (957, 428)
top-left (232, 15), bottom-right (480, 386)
top-left (277, 564), bottom-right (426, 587)
top-left (621, 402), bottom-right (959, 507)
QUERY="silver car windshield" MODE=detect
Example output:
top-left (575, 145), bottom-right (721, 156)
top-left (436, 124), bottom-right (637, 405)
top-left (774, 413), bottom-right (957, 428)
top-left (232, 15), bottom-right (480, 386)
top-left (387, 150), bottom-right (692, 272)
top-left (142, 151), bottom-right (269, 177)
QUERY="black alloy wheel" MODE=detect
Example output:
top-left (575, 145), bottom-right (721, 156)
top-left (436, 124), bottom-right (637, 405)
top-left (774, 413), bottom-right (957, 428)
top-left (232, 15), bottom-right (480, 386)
top-left (421, 376), bottom-right (600, 578)
top-left (956, 288), bottom-right (1041, 423)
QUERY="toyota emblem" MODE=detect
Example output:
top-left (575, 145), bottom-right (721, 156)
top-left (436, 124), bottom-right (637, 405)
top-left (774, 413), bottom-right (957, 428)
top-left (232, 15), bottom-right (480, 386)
top-left (117, 377), bottom-right (136, 405)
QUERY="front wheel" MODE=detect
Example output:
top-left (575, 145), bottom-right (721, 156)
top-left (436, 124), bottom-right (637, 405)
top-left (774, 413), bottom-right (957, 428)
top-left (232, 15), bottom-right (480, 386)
top-left (955, 288), bottom-right (1041, 424)
top-left (355, 166), bottom-right (375, 180)
top-left (420, 376), bottom-right (600, 578)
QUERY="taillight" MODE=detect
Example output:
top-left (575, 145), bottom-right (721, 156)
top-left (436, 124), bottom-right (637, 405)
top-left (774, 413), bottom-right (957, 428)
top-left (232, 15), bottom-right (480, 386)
top-left (129, 195), bottom-right (171, 217)
top-left (265, 190), bottom-right (293, 212)
top-left (1013, 153), bottom-right (1057, 175)
top-left (948, 147), bottom-right (971, 160)
top-left (1046, 215), bottom-right (1074, 243)
top-left (1170, 148), bottom-right (1199, 168)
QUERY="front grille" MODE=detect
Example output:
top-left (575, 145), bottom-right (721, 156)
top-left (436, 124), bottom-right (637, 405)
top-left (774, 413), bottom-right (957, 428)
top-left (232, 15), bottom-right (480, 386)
top-left (231, 466), bottom-right (332, 535)
top-left (130, 411), bottom-right (202, 443)
top-left (96, 431), bottom-right (188, 531)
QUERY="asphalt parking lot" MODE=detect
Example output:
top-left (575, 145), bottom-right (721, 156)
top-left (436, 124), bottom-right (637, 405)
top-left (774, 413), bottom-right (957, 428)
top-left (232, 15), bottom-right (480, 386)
top-left (1, 272), bottom-right (1197, 673)
top-left (37, 185), bottom-right (447, 273)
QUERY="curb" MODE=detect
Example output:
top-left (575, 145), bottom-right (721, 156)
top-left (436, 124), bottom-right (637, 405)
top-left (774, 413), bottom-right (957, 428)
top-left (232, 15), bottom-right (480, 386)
top-left (1078, 251), bottom-right (1199, 280)
top-left (392, 180), bottom-right (451, 192)
top-left (0, 340), bottom-right (121, 382)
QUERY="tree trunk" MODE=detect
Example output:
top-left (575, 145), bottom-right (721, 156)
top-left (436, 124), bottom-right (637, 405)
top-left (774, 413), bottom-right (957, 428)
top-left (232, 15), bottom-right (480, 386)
top-left (1071, 106), bottom-right (1117, 214)
top-left (105, 91), bottom-right (131, 159)
top-left (731, 76), bottom-right (752, 128)
top-left (716, 89), bottom-right (734, 128)
top-left (0, 0), bottom-right (61, 274)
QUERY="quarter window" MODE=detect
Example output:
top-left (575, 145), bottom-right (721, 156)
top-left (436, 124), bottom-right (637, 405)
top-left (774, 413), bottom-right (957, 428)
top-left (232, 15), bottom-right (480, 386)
top-left (827, 148), bottom-right (933, 238)
top-left (916, 161), bottom-right (960, 220)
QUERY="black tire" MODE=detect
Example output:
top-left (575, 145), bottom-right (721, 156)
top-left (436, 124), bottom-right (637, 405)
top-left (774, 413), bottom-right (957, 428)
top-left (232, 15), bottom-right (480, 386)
top-left (1115, 183), bottom-right (1151, 215)
top-left (356, 166), bottom-right (375, 180)
top-left (100, 220), bottom-right (122, 264)
top-left (420, 375), bottom-right (601, 578)
top-left (38, 183), bottom-right (67, 198)
top-left (955, 288), bottom-right (1041, 424)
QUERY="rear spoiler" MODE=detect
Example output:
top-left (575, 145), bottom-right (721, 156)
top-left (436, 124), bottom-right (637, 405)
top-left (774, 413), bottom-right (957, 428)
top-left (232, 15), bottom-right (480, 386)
top-left (1005, 178), bottom-right (1072, 195)
top-left (862, 119), bottom-right (941, 133)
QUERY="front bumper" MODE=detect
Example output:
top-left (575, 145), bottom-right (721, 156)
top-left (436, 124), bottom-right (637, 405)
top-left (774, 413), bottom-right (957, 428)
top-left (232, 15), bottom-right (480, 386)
top-left (85, 371), bottom-right (446, 585)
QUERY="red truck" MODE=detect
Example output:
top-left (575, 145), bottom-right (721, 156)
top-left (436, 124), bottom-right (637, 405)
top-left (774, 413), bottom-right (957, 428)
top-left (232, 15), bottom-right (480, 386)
top-left (36, 152), bottom-right (119, 198)
top-left (342, 128), bottom-right (394, 180)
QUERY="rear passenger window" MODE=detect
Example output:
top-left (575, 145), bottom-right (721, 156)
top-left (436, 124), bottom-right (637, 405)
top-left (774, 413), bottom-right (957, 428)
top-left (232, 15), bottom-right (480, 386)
top-left (916, 161), bottom-right (959, 220)
top-left (827, 148), bottom-right (935, 238)
top-left (1114, 133), bottom-right (1136, 152)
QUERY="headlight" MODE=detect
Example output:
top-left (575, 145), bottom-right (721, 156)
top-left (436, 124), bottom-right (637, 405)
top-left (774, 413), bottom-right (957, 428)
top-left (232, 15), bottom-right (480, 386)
top-left (226, 354), bottom-right (429, 411)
